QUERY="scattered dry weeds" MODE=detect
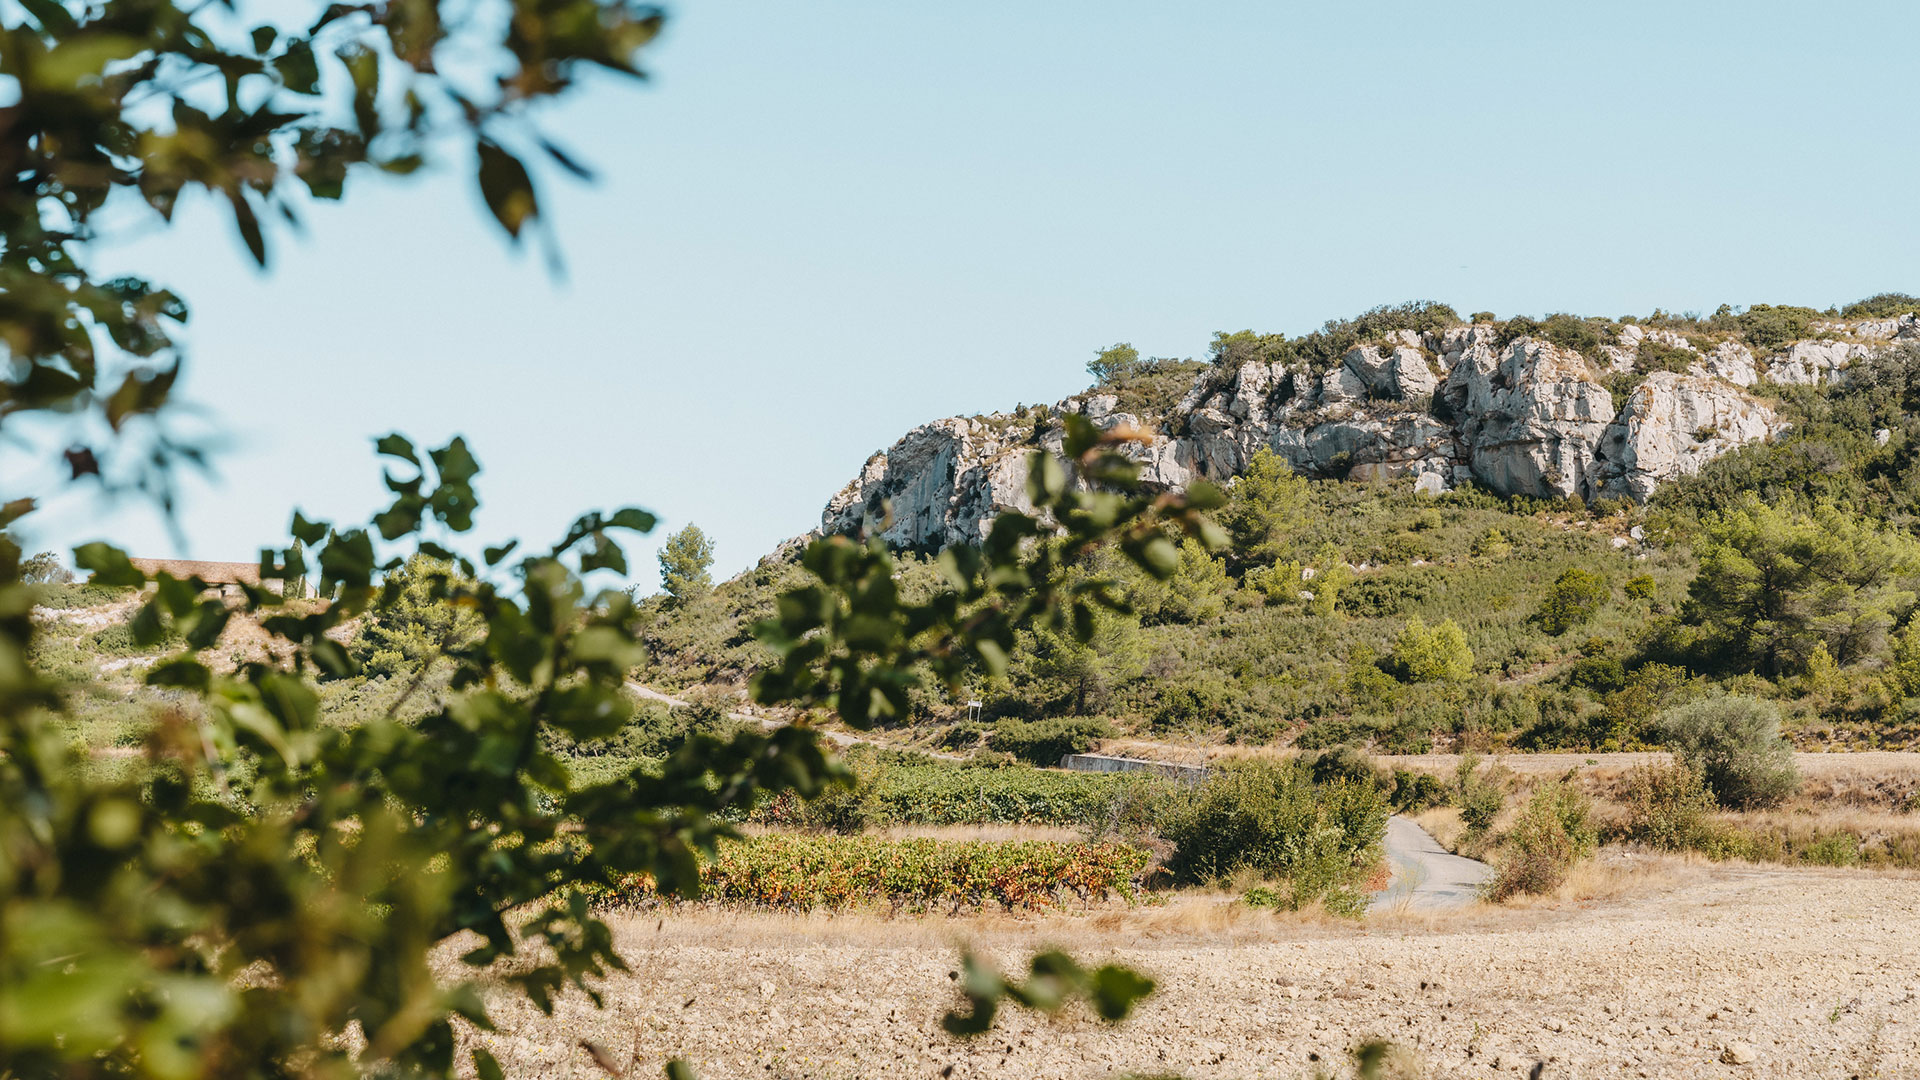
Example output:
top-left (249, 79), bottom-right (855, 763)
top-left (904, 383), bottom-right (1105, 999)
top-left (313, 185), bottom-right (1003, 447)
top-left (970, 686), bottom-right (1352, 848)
top-left (453, 853), bottom-right (1918, 1079)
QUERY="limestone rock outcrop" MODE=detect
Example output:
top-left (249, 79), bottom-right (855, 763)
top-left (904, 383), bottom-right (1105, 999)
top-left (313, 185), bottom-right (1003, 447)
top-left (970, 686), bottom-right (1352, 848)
top-left (816, 316), bottom-right (1909, 549)
top-left (1594, 373), bottom-right (1785, 501)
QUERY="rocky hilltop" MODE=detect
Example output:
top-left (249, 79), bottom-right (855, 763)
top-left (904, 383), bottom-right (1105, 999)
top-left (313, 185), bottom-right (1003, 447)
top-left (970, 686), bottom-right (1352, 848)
top-left (820, 311), bottom-right (1920, 550)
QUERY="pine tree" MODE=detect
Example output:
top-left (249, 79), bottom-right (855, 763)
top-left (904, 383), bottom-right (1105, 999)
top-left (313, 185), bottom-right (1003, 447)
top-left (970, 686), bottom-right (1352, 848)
top-left (658, 523), bottom-right (716, 602)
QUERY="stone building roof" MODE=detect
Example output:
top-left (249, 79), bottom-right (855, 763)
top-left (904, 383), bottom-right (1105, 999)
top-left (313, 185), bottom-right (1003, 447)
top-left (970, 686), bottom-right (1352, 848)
top-left (127, 559), bottom-right (263, 585)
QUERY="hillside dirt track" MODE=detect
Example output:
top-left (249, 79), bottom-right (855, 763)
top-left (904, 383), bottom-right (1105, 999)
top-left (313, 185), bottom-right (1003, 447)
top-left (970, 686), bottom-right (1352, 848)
top-left (464, 854), bottom-right (1920, 1079)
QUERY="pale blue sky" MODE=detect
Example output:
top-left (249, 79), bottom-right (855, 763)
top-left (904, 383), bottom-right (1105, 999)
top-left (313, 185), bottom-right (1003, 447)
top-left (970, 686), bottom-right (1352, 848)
top-left (22, 0), bottom-right (1920, 583)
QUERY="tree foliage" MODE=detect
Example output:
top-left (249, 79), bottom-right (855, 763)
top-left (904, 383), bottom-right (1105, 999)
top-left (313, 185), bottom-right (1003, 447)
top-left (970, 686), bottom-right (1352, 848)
top-left (1125, 538), bottom-right (1230, 624)
top-left (1654, 695), bottom-right (1800, 809)
top-left (1533, 568), bottom-right (1609, 636)
top-left (1222, 447), bottom-right (1310, 567)
top-left (348, 554), bottom-right (483, 678)
top-left (657, 523), bottom-right (715, 603)
top-left (19, 551), bottom-right (71, 584)
top-left (1685, 499), bottom-right (1920, 675)
top-left (1086, 342), bottom-right (1141, 385)
top-left (1391, 616), bottom-right (1473, 683)
top-left (0, 0), bottom-right (664, 500)
top-left (3, 425), bottom-right (1199, 1078)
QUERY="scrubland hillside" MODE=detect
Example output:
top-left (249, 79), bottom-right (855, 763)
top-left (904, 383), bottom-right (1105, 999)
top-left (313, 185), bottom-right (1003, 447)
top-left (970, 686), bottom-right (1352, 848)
top-left (637, 298), bottom-right (1920, 763)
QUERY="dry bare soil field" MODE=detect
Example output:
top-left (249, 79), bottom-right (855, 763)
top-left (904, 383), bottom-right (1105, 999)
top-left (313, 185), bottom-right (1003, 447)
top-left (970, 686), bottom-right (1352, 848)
top-left (468, 854), bottom-right (1918, 1080)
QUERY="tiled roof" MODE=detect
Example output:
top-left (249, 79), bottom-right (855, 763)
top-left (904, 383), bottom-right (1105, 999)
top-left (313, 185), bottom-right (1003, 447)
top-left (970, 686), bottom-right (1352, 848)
top-left (127, 558), bottom-right (263, 585)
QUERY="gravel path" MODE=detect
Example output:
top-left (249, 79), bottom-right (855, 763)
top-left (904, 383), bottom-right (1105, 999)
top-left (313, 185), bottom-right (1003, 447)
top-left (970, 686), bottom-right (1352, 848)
top-left (1369, 816), bottom-right (1494, 913)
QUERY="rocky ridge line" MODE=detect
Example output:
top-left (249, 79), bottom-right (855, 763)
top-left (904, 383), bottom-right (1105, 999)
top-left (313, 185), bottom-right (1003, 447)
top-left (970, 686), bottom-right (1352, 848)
top-left (817, 315), bottom-right (1920, 551)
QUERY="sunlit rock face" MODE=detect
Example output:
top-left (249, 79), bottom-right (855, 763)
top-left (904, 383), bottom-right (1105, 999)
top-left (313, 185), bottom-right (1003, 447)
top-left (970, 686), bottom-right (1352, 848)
top-left (815, 317), bottom-right (1912, 548)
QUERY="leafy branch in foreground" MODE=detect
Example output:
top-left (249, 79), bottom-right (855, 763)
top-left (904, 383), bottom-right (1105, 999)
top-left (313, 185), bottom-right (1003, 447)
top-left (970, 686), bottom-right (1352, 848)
top-left (1, 0), bottom-right (661, 502)
top-left (942, 951), bottom-right (1155, 1037)
top-left (2, 2), bottom-right (1192, 1072)
top-left (4, 434), bottom-right (842, 1079)
top-left (0, 418), bottom-right (1213, 1077)
top-left (751, 413), bottom-right (1226, 728)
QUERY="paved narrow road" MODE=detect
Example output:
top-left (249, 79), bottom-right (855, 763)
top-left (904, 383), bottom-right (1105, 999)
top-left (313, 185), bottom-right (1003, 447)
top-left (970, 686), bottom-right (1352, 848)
top-left (1368, 814), bottom-right (1493, 913)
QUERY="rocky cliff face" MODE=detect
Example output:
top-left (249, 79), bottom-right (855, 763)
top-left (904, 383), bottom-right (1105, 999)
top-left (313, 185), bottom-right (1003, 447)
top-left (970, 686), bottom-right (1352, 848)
top-left (819, 315), bottom-right (1920, 550)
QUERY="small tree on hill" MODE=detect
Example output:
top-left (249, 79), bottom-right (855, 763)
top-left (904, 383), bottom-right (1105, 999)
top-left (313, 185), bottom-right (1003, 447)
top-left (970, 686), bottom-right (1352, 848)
top-left (659, 523), bottom-right (716, 603)
top-left (349, 555), bottom-right (483, 678)
top-left (1392, 616), bottom-right (1474, 683)
top-left (20, 551), bottom-right (72, 585)
top-left (1087, 342), bottom-right (1142, 385)
top-left (1224, 447), bottom-right (1310, 566)
top-left (1533, 568), bottom-right (1609, 635)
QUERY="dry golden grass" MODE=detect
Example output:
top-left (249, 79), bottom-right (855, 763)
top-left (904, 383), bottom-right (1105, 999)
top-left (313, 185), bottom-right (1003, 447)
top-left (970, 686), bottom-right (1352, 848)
top-left (1491, 849), bottom-right (1688, 909)
top-left (1408, 806), bottom-right (1465, 851)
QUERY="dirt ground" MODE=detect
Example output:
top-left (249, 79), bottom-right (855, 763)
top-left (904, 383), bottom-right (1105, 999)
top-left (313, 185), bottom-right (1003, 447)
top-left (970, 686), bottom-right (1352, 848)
top-left (466, 854), bottom-right (1920, 1080)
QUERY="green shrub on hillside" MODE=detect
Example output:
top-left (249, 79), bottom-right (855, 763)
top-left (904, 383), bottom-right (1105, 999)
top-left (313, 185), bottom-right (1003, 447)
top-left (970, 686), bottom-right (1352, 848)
top-left (1636, 336), bottom-right (1696, 375)
top-left (1470, 528), bottom-right (1511, 558)
top-left (1157, 759), bottom-right (1386, 912)
top-left (1840, 293), bottom-right (1920, 319)
top-left (1391, 616), bottom-right (1473, 682)
top-left (1486, 779), bottom-right (1596, 900)
top-left (27, 583), bottom-right (135, 610)
top-left (1737, 304), bottom-right (1823, 353)
top-left (87, 619), bottom-right (181, 656)
top-left (1653, 696), bottom-right (1800, 809)
top-left (1209, 302), bottom-right (1460, 375)
top-left (987, 716), bottom-right (1113, 766)
top-left (1533, 568), bottom-right (1609, 636)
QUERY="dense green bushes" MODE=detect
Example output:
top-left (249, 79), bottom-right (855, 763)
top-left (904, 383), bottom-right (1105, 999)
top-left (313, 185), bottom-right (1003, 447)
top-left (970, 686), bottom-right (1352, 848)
top-left (1389, 617), bottom-right (1473, 682)
top-left (1486, 780), bottom-right (1595, 900)
top-left (1841, 293), bottom-right (1920, 319)
top-left (27, 583), bottom-right (133, 610)
top-left (755, 759), bottom-right (1165, 829)
top-left (988, 716), bottom-right (1113, 765)
top-left (1207, 301), bottom-right (1460, 375)
top-left (1653, 696), bottom-right (1800, 808)
top-left (1156, 759), bottom-right (1386, 911)
top-left (1533, 568), bottom-right (1608, 636)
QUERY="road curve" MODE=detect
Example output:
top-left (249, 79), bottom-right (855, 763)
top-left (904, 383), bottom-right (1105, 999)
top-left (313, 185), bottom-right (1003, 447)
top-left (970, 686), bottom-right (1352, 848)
top-left (1368, 815), bottom-right (1493, 913)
